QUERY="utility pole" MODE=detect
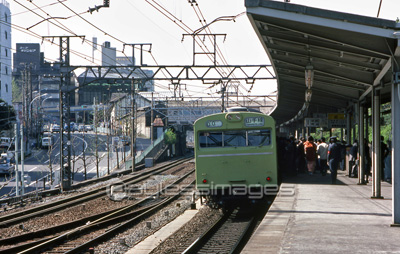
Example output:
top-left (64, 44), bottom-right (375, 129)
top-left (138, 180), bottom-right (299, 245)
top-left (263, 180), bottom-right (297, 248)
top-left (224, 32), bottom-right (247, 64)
top-left (221, 83), bottom-right (226, 112)
top-left (151, 92), bottom-right (154, 144)
top-left (28, 65), bottom-right (32, 139)
top-left (131, 78), bottom-right (136, 172)
top-left (15, 123), bottom-right (19, 196)
top-left (94, 97), bottom-right (99, 177)
top-left (123, 42), bottom-right (152, 163)
top-left (107, 114), bottom-right (110, 175)
top-left (43, 35), bottom-right (84, 190)
top-left (20, 125), bottom-right (25, 195)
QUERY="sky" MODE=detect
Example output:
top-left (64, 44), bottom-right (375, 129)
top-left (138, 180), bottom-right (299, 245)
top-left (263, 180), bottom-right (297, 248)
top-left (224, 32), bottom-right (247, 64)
top-left (7, 0), bottom-right (400, 98)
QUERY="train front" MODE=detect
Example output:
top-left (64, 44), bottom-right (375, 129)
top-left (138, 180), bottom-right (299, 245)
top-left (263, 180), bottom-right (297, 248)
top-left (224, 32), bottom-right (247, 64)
top-left (194, 111), bottom-right (278, 205)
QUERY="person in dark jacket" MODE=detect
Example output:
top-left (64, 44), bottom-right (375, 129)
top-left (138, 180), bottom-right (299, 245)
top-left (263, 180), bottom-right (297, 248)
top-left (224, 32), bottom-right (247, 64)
top-left (349, 140), bottom-right (358, 177)
top-left (381, 136), bottom-right (389, 181)
top-left (328, 136), bottom-right (341, 184)
top-left (296, 138), bottom-right (306, 174)
top-left (284, 136), bottom-right (296, 176)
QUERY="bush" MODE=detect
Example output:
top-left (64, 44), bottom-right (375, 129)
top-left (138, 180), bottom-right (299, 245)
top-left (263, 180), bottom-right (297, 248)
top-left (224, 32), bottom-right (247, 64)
top-left (165, 129), bottom-right (177, 145)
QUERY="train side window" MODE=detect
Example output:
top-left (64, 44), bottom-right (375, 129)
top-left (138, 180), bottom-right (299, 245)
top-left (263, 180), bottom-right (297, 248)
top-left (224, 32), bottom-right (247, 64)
top-left (199, 132), bottom-right (223, 148)
top-left (247, 129), bottom-right (271, 146)
top-left (224, 131), bottom-right (246, 147)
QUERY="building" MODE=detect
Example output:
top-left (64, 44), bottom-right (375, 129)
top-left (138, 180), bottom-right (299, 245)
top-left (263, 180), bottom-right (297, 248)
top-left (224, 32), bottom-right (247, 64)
top-left (0, 0), bottom-right (11, 105)
top-left (101, 41), bottom-right (116, 66)
top-left (12, 43), bottom-right (78, 127)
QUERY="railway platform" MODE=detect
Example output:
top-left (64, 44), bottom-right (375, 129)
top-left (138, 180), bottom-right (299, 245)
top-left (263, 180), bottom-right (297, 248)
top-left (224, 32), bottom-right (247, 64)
top-left (242, 170), bottom-right (400, 253)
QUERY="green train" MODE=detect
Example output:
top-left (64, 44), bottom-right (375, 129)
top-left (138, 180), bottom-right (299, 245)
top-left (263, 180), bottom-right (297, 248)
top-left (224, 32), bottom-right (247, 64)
top-left (194, 108), bottom-right (278, 205)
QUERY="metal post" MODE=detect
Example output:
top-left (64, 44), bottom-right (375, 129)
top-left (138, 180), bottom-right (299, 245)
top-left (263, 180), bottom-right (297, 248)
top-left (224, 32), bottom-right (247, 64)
top-left (346, 110), bottom-right (351, 144)
top-left (353, 103), bottom-right (358, 144)
top-left (372, 88), bottom-right (383, 198)
top-left (28, 66), bottom-right (32, 139)
top-left (20, 125), bottom-right (25, 195)
top-left (392, 56), bottom-right (400, 225)
top-left (131, 79), bottom-right (135, 172)
top-left (42, 35), bottom-right (84, 191)
top-left (221, 84), bottom-right (225, 112)
top-left (340, 128), bottom-right (344, 141)
top-left (358, 103), bottom-right (365, 185)
top-left (365, 105), bottom-right (370, 182)
top-left (151, 92), bottom-right (154, 144)
top-left (15, 123), bottom-right (20, 196)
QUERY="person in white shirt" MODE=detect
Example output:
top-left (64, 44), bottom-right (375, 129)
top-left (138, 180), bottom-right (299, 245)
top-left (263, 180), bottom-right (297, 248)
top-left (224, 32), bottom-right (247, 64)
top-left (317, 137), bottom-right (329, 176)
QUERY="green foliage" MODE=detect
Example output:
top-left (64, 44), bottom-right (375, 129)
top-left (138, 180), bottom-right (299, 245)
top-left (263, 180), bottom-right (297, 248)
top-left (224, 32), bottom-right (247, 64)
top-left (0, 99), bottom-right (16, 131)
top-left (380, 112), bottom-right (391, 142)
top-left (12, 79), bottom-right (22, 103)
top-left (164, 129), bottom-right (177, 145)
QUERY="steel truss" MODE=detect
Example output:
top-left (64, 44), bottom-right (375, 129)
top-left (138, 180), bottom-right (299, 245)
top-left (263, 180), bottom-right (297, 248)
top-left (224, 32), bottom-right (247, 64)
top-left (62, 65), bottom-right (275, 84)
top-left (51, 37), bottom-right (275, 189)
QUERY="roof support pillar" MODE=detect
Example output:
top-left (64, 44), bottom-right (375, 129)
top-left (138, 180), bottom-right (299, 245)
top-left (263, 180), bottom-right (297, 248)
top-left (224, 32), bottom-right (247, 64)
top-left (391, 41), bottom-right (400, 225)
top-left (371, 87), bottom-right (383, 198)
top-left (358, 102), bottom-right (365, 185)
top-left (346, 109), bottom-right (351, 144)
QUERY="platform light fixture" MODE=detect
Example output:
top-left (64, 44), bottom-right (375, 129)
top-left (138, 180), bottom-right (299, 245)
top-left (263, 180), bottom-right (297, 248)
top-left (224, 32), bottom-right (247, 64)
top-left (305, 63), bottom-right (314, 89)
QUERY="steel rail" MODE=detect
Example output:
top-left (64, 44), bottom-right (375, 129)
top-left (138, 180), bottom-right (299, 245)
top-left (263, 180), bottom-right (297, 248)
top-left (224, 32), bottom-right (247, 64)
top-left (0, 157), bottom-right (192, 228)
top-left (182, 210), bottom-right (231, 254)
top-left (15, 170), bottom-right (195, 253)
top-left (182, 208), bottom-right (254, 254)
top-left (65, 179), bottom-right (196, 254)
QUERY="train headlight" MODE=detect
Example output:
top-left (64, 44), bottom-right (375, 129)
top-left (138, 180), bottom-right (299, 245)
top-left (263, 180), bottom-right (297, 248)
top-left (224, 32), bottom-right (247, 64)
top-left (266, 177), bottom-right (271, 182)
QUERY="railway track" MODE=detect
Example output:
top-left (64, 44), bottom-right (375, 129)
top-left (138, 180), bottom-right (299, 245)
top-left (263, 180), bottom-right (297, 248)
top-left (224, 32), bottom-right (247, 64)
top-left (182, 207), bottom-right (254, 254)
top-left (0, 157), bottom-right (193, 228)
top-left (2, 168), bottom-right (195, 254)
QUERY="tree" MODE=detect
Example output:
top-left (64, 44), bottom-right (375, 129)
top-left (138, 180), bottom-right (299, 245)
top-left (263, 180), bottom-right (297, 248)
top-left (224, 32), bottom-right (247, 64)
top-left (164, 129), bottom-right (177, 145)
top-left (0, 99), bottom-right (16, 132)
top-left (12, 79), bottom-right (22, 103)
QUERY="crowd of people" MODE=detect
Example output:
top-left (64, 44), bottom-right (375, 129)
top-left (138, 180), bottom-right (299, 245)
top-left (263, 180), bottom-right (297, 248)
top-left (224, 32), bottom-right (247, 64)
top-left (277, 135), bottom-right (392, 184)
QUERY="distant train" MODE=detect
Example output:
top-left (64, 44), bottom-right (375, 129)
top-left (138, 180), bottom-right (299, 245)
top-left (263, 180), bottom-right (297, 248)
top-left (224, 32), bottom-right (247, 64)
top-left (194, 107), bottom-right (278, 205)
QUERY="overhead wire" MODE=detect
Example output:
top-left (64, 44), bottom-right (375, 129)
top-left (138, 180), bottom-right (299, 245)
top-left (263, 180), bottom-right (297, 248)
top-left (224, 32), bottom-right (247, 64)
top-left (190, 2), bottom-right (249, 97)
top-left (7, 0), bottom-right (67, 18)
top-left (146, 0), bottom-right (221, 65)
top-left (145, 0), bottom-right (236, 101)
top-left (54, 0), bottom-right (175, 80)
top-left (11, 0), bottom-right (134, 66)
top-left (1, 2), bottom-right (101, 65)
top-left (10, 0), bottom-right (260, 103)
top-left (26, 1), bottom-right (114, 65)
top-left (192, 3), bottom-right (248, 94)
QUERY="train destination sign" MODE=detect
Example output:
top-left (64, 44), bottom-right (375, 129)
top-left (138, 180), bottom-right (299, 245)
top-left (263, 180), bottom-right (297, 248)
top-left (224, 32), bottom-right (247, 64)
top-left (244, 117), bottom-right (265, 127)
top-left (206, 120), bottom-right (223, 128)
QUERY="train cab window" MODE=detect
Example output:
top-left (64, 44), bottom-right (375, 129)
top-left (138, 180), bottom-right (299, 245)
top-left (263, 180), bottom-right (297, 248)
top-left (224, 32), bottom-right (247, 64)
top-left (224, 131), bottom-right (246, 147)
top-left (199, 132), bottom-right (223, 148)
top-left (247, 129), bottom-right (271, 146)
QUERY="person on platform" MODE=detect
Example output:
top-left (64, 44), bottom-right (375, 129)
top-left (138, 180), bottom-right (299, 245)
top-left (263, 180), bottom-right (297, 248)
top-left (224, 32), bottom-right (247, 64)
top-left (349, 140), bottom-right (358, 178)
top-left (317, 137), bottom-right (329, 176)
top-left (340, 140), bottom-right (347, 171)
top-left (304, 136), bottom-right (317, 175)
top-left (296, 137), bottom-right (306, 174)
top-left (328, 136), bottom-right (341, 184)
top-left (381, 136), bottom-right (389, 181)
top-left (284, 136), bottom-right (296, 176)
top-left (364, 139), bottom-right (371, 183)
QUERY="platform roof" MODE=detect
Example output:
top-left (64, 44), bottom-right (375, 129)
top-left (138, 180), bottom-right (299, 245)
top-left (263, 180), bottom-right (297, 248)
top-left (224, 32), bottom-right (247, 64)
top-left (245, 0), bottom-right (400, 126)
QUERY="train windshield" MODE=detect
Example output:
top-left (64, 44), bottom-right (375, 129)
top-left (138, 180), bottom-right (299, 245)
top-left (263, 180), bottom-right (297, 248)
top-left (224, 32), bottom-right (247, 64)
top-left (199, 132), bottom-right (223, 147)
top-left (248, 130), bottom-right (271, 146)
top-left (199, 129), bottom-right (271, 148)
top-left (224, 131), bottom-right (246, 147)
